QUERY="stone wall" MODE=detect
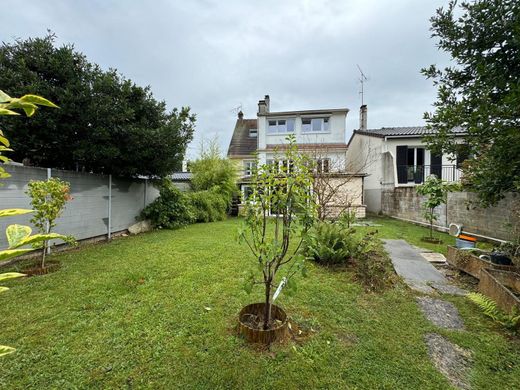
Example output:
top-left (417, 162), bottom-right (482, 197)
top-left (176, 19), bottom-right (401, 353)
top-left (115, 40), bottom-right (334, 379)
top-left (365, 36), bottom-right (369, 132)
top-left (382, 187), bottom-right (518, 241)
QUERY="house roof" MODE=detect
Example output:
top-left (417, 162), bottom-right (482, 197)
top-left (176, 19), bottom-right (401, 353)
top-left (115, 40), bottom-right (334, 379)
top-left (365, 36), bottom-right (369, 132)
top-left (171, 172), bottom-right (192, 181)
top-left (227, 118), bottom-right (258, 158)
top-left (353, 126), bottom-right (465, 138)
top-left (260, 108), bottom-right (349, 117)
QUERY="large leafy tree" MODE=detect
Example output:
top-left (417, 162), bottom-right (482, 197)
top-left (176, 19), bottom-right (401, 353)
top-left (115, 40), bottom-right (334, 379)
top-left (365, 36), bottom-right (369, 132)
top-left (0, 34), bottom-right (195, 177)
top-left (422, 0), bottom-right (520, 206)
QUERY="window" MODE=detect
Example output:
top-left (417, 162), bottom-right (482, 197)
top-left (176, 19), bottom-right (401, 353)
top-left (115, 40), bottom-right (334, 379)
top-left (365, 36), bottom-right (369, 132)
top-left (267, 118), bottom-right (295, 134)
top-left (243, 160), bottom-right (255, 176)
top-left (316, 158), bottom-right (330, 173)
top-left (302, 117), bottom-right (330, 133)
top-left (396, 145), bottom-right (425, 184)
top-left (249, 128), bottom-right (257, 138)
top-left (242, 185), bottom-right (254, 202)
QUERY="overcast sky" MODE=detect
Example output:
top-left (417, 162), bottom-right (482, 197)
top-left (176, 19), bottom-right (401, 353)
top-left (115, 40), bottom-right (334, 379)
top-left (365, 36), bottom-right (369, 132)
top-left (2, 0), bottom-right (451, 158)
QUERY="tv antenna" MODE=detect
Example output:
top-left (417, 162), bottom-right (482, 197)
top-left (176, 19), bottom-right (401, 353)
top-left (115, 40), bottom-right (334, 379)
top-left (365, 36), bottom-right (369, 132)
top-left (230, 104), bottom-right (243, 115)
top-left (357, 64), bottom-right (368, 105)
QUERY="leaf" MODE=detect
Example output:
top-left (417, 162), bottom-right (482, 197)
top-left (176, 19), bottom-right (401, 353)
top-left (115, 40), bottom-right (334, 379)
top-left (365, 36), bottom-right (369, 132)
top-left (19, 94), bottom-right (59, 108)
top-left (0, 345), bottom-right (16, 357)
top-left (0, 248), bottom-right (33, 262)
top-left (0, 272), bottom-right (26, 282)
top-left (6, 224), bottom-right (32, 248)
top-left (0, 134), bottom-right (9, 147)
top-left (9, 232), bottom-right (69, 249)
top-left (0, 107), bottom-right (19, 116)
top-left (0, 209), bottom-right (33, 218)
top-left (0, 90), bottom-right (11, 102)
top-left (0, 286), bottom-right (9, 293)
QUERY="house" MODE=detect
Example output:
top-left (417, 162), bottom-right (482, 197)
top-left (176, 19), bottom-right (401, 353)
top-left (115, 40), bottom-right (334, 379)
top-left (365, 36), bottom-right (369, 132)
top-left (227, 95), bottom-right (366, 218)
top-left (346, 109), bottom-right (466, 213)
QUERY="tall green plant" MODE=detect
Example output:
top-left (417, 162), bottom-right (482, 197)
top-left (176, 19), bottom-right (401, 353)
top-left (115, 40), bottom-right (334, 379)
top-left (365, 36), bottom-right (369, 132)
top-left (416, 176), bottom-right (460, 239)
top-left (238, 136), bottom-right (316, 330)
top-left (26, 178), bottom-right (72, 268)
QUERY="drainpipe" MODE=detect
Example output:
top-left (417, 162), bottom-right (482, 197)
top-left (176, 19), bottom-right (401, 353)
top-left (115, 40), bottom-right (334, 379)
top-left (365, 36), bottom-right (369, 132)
top-left (108, 174), bottom-right (112, 240)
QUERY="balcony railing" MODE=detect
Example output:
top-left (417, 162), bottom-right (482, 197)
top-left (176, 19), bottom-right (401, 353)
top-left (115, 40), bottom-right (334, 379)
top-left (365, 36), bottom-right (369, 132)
top-left (396, 165), bottom-right (461, 184)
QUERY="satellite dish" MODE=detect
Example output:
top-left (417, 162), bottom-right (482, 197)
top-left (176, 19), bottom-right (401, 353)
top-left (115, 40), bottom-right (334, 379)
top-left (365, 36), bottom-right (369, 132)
top-left (449, 223), bottom-right (463, 237)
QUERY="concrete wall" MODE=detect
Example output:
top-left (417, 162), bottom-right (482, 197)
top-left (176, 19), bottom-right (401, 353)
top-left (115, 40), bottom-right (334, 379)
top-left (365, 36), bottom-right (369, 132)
top-left (381, 187), bottom-right (518, 241)
top-left (0, 165), bottom-right (159, 249)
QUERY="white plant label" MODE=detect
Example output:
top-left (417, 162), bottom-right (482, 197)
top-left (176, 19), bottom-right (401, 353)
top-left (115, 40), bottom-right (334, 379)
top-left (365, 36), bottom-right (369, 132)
top-left (272, 277), bottom-right (287, 302)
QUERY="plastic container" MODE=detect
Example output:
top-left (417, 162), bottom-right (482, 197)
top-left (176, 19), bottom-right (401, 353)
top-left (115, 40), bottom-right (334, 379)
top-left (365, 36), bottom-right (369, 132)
top-left (456, 238), bottom-right (476, 249)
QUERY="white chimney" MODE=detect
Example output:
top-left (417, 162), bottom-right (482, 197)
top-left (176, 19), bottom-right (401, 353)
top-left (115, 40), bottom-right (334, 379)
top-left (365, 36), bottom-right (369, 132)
top-left (359, 105), bottom-right (367, 130)
top-left (258, 95), bottom-right (270, 115)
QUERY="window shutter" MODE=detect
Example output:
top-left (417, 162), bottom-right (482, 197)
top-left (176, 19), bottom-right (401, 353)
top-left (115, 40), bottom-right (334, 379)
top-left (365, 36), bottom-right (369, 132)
top-left (396, 146), bottom-right (408, 184)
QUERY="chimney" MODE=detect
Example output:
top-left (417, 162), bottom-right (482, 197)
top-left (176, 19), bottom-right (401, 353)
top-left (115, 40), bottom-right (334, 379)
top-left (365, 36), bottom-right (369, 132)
top-left (238, 110), bottom-right (244, 120)
top-left (258, 95), bottom-right (270, 115)
top-left (359, 104), bottom-right (367, 130)
top-left (264, 95), bottom-right (270, 112)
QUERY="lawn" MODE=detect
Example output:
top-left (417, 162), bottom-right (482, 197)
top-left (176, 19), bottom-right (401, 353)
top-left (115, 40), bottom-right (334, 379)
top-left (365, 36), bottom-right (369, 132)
top-left (0, 218), bottom-right (518, 389)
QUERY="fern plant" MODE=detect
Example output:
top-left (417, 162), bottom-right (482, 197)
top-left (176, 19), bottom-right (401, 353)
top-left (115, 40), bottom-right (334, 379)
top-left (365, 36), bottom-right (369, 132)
top-left (467, 292), bottom-right (520, 330)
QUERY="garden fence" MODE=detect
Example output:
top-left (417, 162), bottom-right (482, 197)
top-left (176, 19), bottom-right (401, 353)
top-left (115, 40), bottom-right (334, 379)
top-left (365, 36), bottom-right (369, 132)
top-left (0, 164), bottom-right (159, 250)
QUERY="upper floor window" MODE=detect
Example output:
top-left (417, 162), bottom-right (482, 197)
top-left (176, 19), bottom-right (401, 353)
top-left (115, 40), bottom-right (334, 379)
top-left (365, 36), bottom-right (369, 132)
top-left (244, 160), bottom-right (256, 176)
top-left (249, 128), bottom-right (257, 138)
top-left (302, 117), bottom-right (329, 133)
top-left (268, 118), bottom-right (295, 134)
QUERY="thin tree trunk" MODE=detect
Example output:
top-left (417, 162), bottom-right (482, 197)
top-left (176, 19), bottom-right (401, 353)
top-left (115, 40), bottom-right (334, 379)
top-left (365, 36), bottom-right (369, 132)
top-left (430, 207), bottom-right (434, 239)
top-left (263, 279), bottom-right (272, 330)
top-left (41, 241), bottom-right (47, 269)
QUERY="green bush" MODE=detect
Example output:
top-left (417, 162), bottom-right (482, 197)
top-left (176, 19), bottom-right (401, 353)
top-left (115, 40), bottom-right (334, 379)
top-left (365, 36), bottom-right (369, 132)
top-left (141, 179), bottom-right (195, 229)
top-left (302, 221), bottom-right (360, 265)
top-left (188, 190), bottom-right (228, 223)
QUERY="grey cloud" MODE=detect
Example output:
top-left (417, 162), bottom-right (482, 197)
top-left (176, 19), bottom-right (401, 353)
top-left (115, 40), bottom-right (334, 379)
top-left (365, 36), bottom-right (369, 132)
top-left (2, 0), bottom-right (451, 158)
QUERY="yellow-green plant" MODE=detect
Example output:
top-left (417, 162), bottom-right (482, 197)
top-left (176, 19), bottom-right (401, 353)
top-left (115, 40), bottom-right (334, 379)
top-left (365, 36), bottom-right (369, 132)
top-left (0, 90), bottom-right (65, 356)
top-left (26, 178), bottom-right (72, 268)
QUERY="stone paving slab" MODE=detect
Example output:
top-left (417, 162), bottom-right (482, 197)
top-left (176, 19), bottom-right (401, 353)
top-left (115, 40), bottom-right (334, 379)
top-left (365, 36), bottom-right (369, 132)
top-left (416, 297), bottom-right (465, 329)
top-left (383, 239), bottom-right (469, 295)
top-left (425, 333), bottom-right (472, 390)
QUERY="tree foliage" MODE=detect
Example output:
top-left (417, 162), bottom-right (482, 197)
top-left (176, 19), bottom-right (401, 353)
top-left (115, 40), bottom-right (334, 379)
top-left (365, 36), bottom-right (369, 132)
top-left (0, 33), bottom-right (195, 177)
top-left (189, 139), bottom-right (237, 203)
top-left (416, 176), bottom-right (460, 238)
top-left (422, 0), bottom-right (520, 206)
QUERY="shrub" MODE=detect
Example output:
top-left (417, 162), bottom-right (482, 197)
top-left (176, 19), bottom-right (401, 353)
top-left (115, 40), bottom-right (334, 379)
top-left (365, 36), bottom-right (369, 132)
top-left (141, 179), bottom-right (195, 229)
top-left (188, 190), bottom-right (228, 223)
top-left (467, 292), bottom-right (520, 331)
top-left (302, 221), bottom-right (359, 265)
top-left (189, 140), bottom-right (237, 204)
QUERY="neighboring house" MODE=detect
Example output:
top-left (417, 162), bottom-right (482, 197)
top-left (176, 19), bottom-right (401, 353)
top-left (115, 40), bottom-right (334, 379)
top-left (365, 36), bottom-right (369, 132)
top-left (346, 120), bottom-right (466, 213)
top-left (227, 95), bottom-right (366, 218)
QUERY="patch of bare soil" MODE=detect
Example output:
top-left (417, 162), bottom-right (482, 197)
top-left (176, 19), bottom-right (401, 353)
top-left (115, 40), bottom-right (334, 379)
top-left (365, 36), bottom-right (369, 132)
top-left (434, 263), bottom-right (479, 291)
top-left (417, 296), bottom-right (465, 329)
top-left (240, 312), bottom-right (284, 331)
top-left (425, 333), bottom-right (472, 390)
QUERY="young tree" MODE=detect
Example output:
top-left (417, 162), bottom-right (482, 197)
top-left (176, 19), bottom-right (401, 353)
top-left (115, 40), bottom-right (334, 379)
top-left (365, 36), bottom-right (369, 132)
top-left (26, 178), bottom-right (73, 268)
top-left (422, 0), bottom-right (520, 206)
top-left (239, 136), bottom-right (316, 330)
top-left (0, 34), bottom-right (195, 177)
top-left (416, 176), bottom-right (460, 240)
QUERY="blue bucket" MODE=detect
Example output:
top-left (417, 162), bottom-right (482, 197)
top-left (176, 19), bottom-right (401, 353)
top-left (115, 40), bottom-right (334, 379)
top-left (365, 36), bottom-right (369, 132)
top-left (456, 238), bottom-right (476, 249)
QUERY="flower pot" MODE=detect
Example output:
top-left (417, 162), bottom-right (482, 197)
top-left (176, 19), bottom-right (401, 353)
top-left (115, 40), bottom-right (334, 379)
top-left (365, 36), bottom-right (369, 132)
top-left (479, 268), bottom-right (520, 313)
top-left (238, 302), bottom-right (288, 344)
top-left (22, 261), bottom-right (61, 276)
top-left (446, 246), bottom-right (517, 279)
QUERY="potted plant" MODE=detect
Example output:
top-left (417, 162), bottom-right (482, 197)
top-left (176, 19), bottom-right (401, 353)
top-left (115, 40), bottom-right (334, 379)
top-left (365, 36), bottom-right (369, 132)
top-left (238, 136), bottom-right (316, 344)
top-left (416, 175), bottom-right (460, 243)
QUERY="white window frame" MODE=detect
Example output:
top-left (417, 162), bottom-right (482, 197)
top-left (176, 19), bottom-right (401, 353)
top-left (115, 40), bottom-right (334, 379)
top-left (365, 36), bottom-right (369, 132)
top-left (267, 118), bottom-right (295, 134)
top-left (316, 158), bottom-right (330, 173)
top-left (249, 128), bottom-right (257, 138)
top-left (302, 117), bottom-right (330, 133)
top-left (243, 160), bottom-right (255, 176)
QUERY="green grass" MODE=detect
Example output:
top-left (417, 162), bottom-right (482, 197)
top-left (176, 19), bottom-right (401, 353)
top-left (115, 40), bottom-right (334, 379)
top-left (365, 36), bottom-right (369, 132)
top-left (359, 215), bottom-right (492, 255)
top-left (0, 218), bottom-right (518, 389)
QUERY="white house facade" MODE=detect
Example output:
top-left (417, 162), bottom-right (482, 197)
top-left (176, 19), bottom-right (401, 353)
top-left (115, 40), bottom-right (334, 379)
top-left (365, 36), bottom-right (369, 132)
top-left (346, 125), bottom-right (467, 213)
